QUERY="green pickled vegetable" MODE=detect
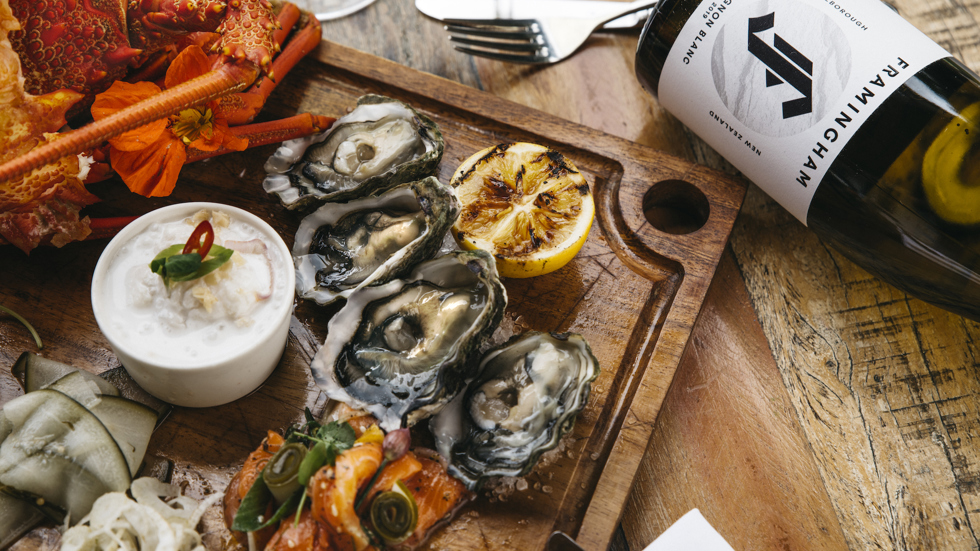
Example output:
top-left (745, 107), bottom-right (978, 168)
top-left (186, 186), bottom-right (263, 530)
top-left (298, 442), bottom-right (328, 485)
top-left (370, 480), bottom-right (418, 545)
top-left (263, 442), bottom-right (307, 505)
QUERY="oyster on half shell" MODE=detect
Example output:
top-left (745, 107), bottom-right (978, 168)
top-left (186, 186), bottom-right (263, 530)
top-left (311, 250), bottom-right (507, 432)
top-left (431, 332), bottom-right (599, 490)
top-left (264, 95), bottom-right (444, 209)
top-left (293, 177), bottom-right (460, 305)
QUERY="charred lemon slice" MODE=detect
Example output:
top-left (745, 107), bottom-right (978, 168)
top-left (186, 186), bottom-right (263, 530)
top-left (450, 143), bottom-right (594, 278)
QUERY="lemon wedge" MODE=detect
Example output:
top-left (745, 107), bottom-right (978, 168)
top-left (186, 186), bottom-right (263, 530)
top-left (450, 143), bottom-right (595, 278)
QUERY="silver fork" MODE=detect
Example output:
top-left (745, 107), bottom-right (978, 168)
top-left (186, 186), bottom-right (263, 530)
top-left (445, 0), bottom-right (659, 64)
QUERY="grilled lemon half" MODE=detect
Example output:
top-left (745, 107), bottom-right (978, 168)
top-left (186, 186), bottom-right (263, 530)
top-left (450, 143), bottom-right (594, 278)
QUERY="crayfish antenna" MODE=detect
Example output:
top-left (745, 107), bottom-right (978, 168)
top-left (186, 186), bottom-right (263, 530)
top-left (0, 62), bottom-right (261, 184)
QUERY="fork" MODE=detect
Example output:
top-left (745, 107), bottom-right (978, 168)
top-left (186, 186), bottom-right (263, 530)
top-left (445, 0), bottom-right (660, 64)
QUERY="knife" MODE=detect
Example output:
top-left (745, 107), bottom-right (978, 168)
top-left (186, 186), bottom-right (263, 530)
top-left (416, 0), bottom-right (653, 29)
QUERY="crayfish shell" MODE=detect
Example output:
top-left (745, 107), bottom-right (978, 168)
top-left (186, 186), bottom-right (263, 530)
top-left (263, 95), bottom-right (444, 210)
top-left (292, 177), bottom-right (460, 305)
top-left (310, 250), bottom-right (507, 432)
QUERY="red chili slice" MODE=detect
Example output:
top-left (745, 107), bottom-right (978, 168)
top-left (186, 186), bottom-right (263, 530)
top-left (183, 220), bottom-right (214, 257)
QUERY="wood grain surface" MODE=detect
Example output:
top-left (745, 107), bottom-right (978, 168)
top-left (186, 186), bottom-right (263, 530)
top-left (624, 1), bottom-right (980, 551)
top-left (313, 0), bottom-right (980, 550)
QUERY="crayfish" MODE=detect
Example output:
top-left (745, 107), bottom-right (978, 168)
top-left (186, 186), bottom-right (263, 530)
top-left (0, 0), bottom-right (336, 253)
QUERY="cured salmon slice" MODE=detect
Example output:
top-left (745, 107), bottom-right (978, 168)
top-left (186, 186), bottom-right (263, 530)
top-left (263, 508), bottom-right (332, 551)
top-left (361, 452), bottom-right (423, 506)
top-left (224, 431), bottom-right (286, 548)
top-left (400, 455), bottom-right (472, 547)
top-left (310, 443), bottom-right (383, 551)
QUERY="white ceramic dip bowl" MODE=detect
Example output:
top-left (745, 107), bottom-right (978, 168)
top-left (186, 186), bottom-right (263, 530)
top-left (92, 203), bottom-right (294, 407)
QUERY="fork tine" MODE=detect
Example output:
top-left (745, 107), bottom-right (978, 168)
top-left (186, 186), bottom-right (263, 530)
top-left (443, 18), bottom-right (539, 29)
top-left (449, 35), bottom-right (543, 52)
top-left (452, 44), bottom-right (551, 64)
top-left (444, 24), bottom-right (539, 40)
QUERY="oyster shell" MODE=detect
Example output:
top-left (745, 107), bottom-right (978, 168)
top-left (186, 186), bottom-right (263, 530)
top-left (311, 250), bottom-right (507, 432)
top-left (263, 95), bottom-right (445, 209)
top-left (432, 332), bottom-right (599, 490)
top-left (293, 177), bottom-right (460, 305)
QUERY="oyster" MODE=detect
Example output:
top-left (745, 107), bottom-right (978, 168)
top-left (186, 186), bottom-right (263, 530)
top-left (311, 250), bottom-right (507, 432)
top-left (432, 332), bottom-right (599, 490)
top-left (293, 177), bottom-right (460, 305)
top-left (264, 95), bottom-right (444, 209)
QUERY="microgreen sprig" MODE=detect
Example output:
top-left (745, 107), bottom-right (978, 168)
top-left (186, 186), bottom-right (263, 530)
top-left (292, 420), bottom-right (357, 470)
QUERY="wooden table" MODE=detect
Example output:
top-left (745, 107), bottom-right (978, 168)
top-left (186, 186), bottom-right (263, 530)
top-left (1, 1), bottom-right (978, 550)
top-left (318, 0), bottom-right (980, 549)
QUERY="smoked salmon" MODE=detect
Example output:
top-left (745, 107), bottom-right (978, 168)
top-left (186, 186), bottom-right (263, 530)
top-left (226, 426), bottom-right (472, 551)
top-left (264, 508), bottom-right (333, 551)
top-left (400, 455), bottom-right (472, 548)
top-left (309, 443), bottom-right (383, 551)
top-left (361, 452), bottom-right (423, 507)
top-left (224, 431), bottom-right (286, 548)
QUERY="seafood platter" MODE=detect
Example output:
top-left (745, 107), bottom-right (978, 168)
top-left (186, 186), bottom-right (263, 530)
top-left (0, 5), bottom-right (747, 550)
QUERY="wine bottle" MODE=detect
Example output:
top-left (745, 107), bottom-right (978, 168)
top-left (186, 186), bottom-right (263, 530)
top-left (636, 0), bottom-right (980, 321)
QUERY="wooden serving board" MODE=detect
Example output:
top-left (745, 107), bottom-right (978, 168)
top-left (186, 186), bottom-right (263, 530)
top-left (0, 42), bottom-right (746, 551)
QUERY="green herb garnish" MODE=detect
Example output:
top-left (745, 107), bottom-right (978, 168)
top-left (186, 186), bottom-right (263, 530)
top-left (149, 220), bottom-right (233, 288)
top-left (231, 472), bottom-right (304, 532)
top-left (231, 417), bottom-right (357, 533)
top-left (293, 420), bottom-right (357, 471)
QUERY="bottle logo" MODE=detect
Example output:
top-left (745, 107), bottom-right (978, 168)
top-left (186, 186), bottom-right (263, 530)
top-left (711, 0), bottom-right (851, 137)
top-left (747, 12), bottom-right (813, 119)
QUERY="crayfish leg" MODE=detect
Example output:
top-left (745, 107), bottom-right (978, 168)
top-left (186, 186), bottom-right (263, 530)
top-left (215, 4), bottom-right (322, 126)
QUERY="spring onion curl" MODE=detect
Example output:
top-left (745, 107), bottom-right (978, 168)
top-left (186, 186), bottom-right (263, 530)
top-left (0, 305), bottom-right (42, 349)
top-left (264, 442), bottom-right (307, 505)
top-left (60, 478), bottom-right (221, 551)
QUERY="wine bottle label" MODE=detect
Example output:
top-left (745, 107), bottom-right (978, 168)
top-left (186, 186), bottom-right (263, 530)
top-left (658, 0), bottom-right (948, 224)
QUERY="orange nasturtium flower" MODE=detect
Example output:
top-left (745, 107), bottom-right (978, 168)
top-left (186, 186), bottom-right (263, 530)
top-left (91, 46), bottom-right (248, 197)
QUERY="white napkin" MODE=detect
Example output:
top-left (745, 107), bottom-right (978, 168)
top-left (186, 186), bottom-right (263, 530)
top-left (643, 509), bottom-right (735, 551)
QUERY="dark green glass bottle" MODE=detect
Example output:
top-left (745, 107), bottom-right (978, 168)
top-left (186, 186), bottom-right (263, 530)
top-left (637, 0), bottom-right (980, 320)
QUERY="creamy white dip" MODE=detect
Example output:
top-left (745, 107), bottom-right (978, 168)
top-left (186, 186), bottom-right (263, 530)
top-left (96, 209), bottom-right (289, 366)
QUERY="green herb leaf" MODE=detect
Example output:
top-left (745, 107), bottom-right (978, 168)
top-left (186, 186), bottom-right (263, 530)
top-left (292, 420), bottom-right (356, 469)
top-left (231, 472), bottom-right (271, 532)
top-left (317, 421), bottom-right (356, 453)
top-left (231, 472), bottom-right (303, 532)
top-left (149, 244), bottom-right (234, 288)
top-left (150, 244), bottom-right (184, 277)
top-left (164, 253), bottom-right (203, 281)
top-left (262, 489), bottom-right (303, 529)
top-left (191, 245), bottom-right (234, 279)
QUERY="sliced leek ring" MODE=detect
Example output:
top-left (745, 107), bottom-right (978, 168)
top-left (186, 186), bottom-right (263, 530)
top-left (370, 479), bottom-right (418, 544)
